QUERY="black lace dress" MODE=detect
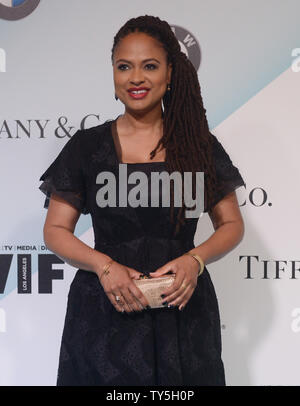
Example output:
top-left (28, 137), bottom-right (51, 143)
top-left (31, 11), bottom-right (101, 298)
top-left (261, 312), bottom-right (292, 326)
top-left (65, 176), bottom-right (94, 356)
top-left (39, 117), bottom-right (245, 386)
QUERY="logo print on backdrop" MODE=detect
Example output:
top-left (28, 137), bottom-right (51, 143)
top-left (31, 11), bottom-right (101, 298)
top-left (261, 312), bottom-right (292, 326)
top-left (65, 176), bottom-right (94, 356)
top-left (171, 25), bottom-right (201, 71)
top-left (0, 0), bottom-right (40, 21)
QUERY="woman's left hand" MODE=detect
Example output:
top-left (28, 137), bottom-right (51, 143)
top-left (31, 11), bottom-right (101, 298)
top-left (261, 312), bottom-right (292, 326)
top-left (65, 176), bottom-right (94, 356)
top-left (149, 254), bottom-right (200, 311)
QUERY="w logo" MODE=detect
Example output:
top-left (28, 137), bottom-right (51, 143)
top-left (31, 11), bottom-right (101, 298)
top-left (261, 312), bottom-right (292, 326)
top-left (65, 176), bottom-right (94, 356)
top-left (0, 0), bottom-right (40, 20)
top-left (170, 25), bottom-right (201, 72)
top-left (1, 0), bottom-right (28, 6)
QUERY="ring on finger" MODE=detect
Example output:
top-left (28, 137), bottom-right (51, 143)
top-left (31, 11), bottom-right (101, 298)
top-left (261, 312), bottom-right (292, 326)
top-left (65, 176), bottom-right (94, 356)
top-left (116, 296), bottom-right (124, 306)
top-left (114, 294), bottom-right (125, 308)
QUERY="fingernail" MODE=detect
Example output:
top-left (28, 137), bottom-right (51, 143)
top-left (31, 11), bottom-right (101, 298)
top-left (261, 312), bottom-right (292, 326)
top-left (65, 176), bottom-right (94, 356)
top-left (168, 304), bottom-right (174, 308)
top-left (146, 305), bottom-right (151, 309)
top-left (162, 301), bottom-right (167, 306)
top-left (161, 294), bottom-right (165, 298)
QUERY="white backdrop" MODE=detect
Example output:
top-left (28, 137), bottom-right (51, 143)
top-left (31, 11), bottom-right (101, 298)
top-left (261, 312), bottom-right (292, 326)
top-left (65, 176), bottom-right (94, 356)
top-left (0, 0), bottom-right (300, 386)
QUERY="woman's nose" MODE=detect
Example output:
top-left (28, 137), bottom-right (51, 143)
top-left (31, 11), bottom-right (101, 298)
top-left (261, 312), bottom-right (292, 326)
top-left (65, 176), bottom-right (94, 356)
top-left (129, 68), bottom-right (145, 84)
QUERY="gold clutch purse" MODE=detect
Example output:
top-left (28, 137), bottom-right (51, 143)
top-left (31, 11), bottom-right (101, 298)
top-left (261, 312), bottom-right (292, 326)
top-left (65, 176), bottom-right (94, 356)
top-left (133, 274), bottom-right (176, 309)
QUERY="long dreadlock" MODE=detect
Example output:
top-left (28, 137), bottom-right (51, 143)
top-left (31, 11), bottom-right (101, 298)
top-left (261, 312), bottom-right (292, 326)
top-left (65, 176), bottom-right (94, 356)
top-left (111, 15), bottom-right (220, 238)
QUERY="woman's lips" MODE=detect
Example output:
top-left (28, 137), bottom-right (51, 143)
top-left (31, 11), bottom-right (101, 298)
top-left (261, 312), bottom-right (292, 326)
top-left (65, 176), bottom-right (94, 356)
top-left (128, 89), bottom-right (150, 99)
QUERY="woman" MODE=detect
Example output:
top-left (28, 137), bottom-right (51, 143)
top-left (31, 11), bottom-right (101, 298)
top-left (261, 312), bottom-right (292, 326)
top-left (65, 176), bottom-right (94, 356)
top-left (39, 15), bottom-right (245, 386)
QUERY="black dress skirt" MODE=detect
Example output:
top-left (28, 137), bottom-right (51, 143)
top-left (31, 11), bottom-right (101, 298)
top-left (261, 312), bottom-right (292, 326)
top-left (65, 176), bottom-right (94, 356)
top-left (38, 117), bottom-right (245, 386)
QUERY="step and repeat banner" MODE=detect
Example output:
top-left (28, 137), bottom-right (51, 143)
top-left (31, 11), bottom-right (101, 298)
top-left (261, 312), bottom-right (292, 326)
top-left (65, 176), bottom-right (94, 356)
top-left (0, 0), bottom-right (299, 386)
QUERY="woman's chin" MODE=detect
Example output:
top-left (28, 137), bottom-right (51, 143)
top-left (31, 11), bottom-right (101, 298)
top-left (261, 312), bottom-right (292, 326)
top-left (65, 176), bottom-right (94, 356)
top-left (124, 101), bottom-right (162, 116)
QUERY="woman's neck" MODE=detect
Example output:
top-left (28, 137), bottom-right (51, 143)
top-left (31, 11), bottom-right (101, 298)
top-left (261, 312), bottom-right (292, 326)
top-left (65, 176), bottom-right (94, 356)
top-left (121, 107), bottom-right (164, 133)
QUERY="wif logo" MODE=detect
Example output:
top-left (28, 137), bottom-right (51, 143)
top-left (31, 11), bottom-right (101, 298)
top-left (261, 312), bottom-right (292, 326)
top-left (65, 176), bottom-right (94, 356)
top-left (0, 48), bottom-right (5, 72)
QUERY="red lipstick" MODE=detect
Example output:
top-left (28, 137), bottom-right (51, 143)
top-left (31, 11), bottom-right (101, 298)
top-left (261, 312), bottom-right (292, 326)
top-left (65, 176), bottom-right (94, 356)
top-left (127, 87), bottom-right (150, 99)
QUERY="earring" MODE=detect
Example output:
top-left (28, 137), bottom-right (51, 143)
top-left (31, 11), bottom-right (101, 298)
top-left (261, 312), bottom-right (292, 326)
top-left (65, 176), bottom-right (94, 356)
top-left (115, 94), bottom-right (118, 100)
top-left (167, 84), bottom-right (171, 91)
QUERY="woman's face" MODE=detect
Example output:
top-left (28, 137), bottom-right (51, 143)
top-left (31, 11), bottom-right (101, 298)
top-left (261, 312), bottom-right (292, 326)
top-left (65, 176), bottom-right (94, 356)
top-left (112, 32), bottom-right (172, 114)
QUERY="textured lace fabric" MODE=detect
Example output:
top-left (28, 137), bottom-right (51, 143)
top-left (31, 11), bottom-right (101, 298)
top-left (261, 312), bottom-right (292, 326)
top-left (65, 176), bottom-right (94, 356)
top-left (208, 131), bottom-right (246, 210)
top-left (38, 118), bottom-right (246, 386)
top-left (39, 130), bottom-right (89, 214)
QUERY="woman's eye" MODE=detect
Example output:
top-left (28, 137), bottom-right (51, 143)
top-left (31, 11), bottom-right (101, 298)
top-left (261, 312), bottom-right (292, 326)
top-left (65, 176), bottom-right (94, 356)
top-left (145, 64), bottom-right (157, 70)
top-left (117, 64), bottom-right (128, 71)
top-left (117, 63), bottom-right (158, 71)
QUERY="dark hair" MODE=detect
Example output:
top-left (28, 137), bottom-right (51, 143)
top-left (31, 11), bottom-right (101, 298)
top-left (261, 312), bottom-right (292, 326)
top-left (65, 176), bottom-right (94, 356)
top-left (111, 15), bottom-right (219, 237)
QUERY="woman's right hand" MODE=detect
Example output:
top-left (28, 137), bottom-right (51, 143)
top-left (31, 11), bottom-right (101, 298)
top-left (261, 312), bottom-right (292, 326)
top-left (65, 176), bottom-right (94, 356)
top-left (96, 260), bottom-right (150, 313)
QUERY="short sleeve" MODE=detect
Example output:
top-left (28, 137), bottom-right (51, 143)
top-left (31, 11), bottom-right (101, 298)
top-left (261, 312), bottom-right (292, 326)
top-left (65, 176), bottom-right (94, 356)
top-left (206, 132), bottom-right (246, 212)
top-left (38, 130), bottom-right (89, 215)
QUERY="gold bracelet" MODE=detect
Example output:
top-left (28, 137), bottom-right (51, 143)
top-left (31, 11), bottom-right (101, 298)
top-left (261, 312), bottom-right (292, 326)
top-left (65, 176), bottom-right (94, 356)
top-left (183, 253), bottom-right (205, 276)
top-left (99, 259), bottom-right (114, 282)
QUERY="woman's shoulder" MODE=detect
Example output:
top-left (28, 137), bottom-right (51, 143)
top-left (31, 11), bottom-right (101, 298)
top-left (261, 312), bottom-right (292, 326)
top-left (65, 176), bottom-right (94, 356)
top-left (208, 131), bottom-right (234, 163)
top-left (75, 118), bottom-right (115, 166)
top-left (76, 118), bottom-right (113, 140)
top-left (73, 118), bottom-right (113, 153)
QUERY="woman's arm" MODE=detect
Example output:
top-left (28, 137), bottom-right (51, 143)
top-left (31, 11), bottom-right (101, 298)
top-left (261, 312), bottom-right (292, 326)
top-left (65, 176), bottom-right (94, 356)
top-left (148, 191), bottom-right (244, 310)
top-left (43, 193), bottom-right (112, 274)
top-left (188, 190), bottom-right (245, 266)
top-left (43, 193), bottom-right (150, 312)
